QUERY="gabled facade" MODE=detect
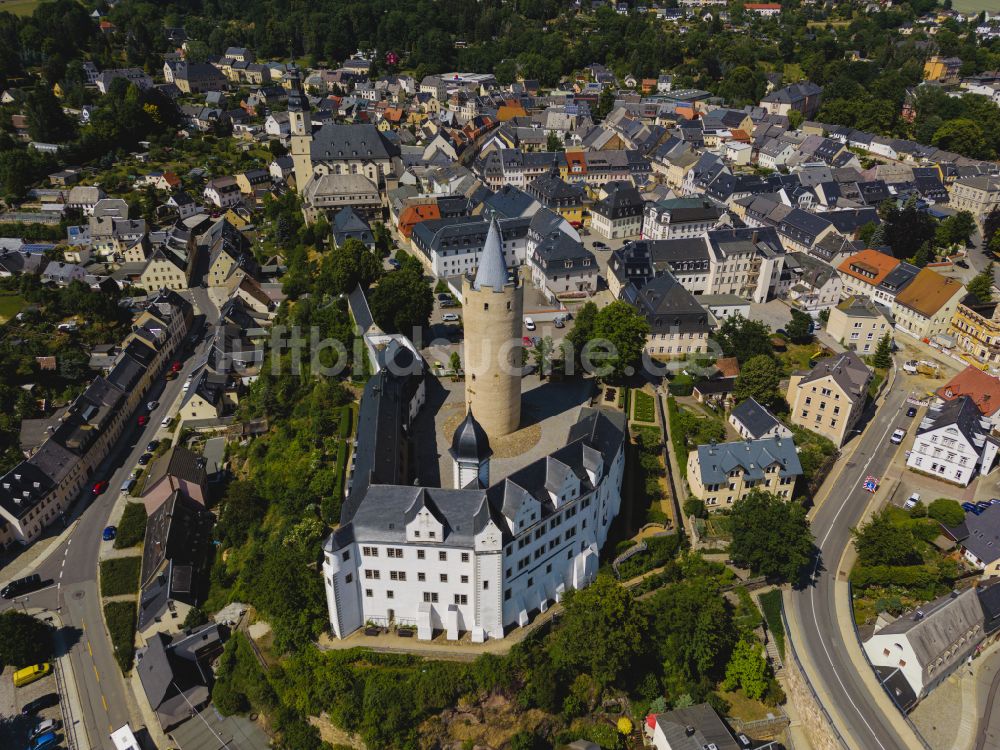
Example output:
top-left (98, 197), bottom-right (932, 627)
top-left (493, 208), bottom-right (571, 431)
top-left (686, 436), bottom-right (802, 510)
top-left (786, 351), bottom-right (872, 447)
top-left (906, 395), bottom-right (998, 486)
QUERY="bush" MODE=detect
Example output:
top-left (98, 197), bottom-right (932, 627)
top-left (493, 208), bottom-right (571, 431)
top-left (615, 534), bottom-right (681, 579)
top-left (100, 557), bottom-right (141, 597)
top-left (928, 498), bottom-right (965, 527)
top-left (684, 498), bottom-right (708, 519)
top-left (338, 404), bottom-right (353, 439)
top-left (114, 502), bottom-right (147, 548)
top-left (104, 601), bottom-right (137, 672)
top-left (0, 611), bottom-right (55, 668)
top-left (909, 501), bottom-right (927, 518)
top-left (668, 372), bottom-right (694, 396)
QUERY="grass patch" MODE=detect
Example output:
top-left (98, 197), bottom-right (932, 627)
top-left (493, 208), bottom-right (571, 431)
top-left (778, 342), bottom-right (828, 375)
top-left (758, 589), bottom-right (785, 658)
top-left (113, 502), bottom-right (147, 549)
top-left (0, 294), bottom-right (26, 324)
top-left (104, 601), bottom-right (137, 673)
top-left (100, 557), bottom-right (141, 597)
top-left (633, 389), bottom-right (656, 422)
top-left (615, 533), bottom-right (681, 580)
top-left (0, 0), bottom-right (43, 17)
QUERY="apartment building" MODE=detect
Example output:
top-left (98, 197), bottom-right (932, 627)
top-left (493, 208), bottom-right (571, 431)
top-left (949, 293), bottom-right (1000, 369)
top-left (826, 296), bottom-right (893, 354)
top-left (642, 197), bottom-right (722, 240)
top-left (892, 268), bottom-right (964, 341)
top-left (686, 437), bottom-right (802, 510)
top-left (786, 351), bottom-right (872, 447)
top-left (906, 395), bottom-right (998, 486)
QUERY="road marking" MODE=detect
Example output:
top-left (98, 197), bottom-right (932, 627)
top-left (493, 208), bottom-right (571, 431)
top-left (806, 385), bottom-right (902, 750)
top-left (59, 571), bottom-right (63, 580)
top-left (101, 695), bottom-right (108, 711)
top-left (87, 642), bottom-right (92, 656)
top-left (61, 559), bottom-right (65, 567)
top-left (93, 665), bottom-right (99, 682)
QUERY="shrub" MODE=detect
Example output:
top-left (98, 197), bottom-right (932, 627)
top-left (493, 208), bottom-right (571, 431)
top-left (668, 372), bottom-right (694, 396)
top-left (758, 590), bottom-right (785, 658)
top-left (0, 611), bottom-right (55, 668)
top-left (104, 601), bottom-right (137, 672)
top-left (684, 498), bottom-right (708, 519)
top-left (928, 498), bottom-right (965, 527)
top-left (114, 502), bottom-right (147, 548)
top-left (100, 557), bottom-right (141, 597)
top-left (337, 404), bottom-right (353, 439)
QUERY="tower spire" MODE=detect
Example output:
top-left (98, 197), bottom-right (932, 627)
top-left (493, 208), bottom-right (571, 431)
top-left (472, 217), bottom-right (510, 292)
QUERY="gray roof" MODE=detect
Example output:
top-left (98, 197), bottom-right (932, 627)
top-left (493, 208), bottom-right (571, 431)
top-left (652, 703), bottom-right (740, 750)
top-left (623, 271), bottom-right (710, 336)
top-left (693, 436), bottom-right (803, 485)
top-left (917, 395), bottom-right (990, 452)
top-left (951, 503), bottom-right (1000, 565)
top-left (874, 588), bottom-right (984, 687)
top-left (310, 123), bottom-right (398, 162)
top-left (450, 410), bottom-right (492, 465)
top-left (472, 217), bottom-right (510, 292)
top-left (729, 398), bottom-right (783, 440)
top-left (797, 351), bottom-right (871, 402)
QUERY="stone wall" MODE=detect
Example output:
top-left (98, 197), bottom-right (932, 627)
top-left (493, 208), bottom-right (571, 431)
top-left (783, 642), bottom-right (845, 750)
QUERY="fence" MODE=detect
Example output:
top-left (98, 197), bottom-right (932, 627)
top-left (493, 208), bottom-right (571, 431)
top-left (52, 653), bottom-right (79, 750)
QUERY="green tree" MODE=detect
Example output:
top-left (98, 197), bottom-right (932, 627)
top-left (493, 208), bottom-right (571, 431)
top-left (721, 638), bottom-right (770, 700)
top-left (932, 118), bottom-right (992, 160)
top-left (368, 266), bottom-right (433, 334)
top-left (0, 611), bottom-right (55, 668)
top-left (24, 87), bottom-right (76, 143)
top-left (546, 130), bottom-right (564, 151)
top-left (852, 510), bottom-right (920, 567)
top-left (935, 211), bottom-right (976, 249)
top-left (872, 333), bottom-right (893, 369)
top-left (547, 575), bottom-right (644, 690)
top-left (785, 309), bottom-right (813, 344)
top-left (566, 301), bottom-right (599, 367)
top-left (591, 301), bottom-right (650, 381)
top-left (449, 351), bottom-right (461, 373)
top-left (967, 263), bottom-right (995, 303)
top-left (714, 314), bottom-right (773, 363)
top-left (732, 355), bottom-right (782, 409)
top-left (928, 498), bottom-right (965, 527)
top-left (730, 490), bottom-right (814, 582)
top-left (317, 237), bottom-right (382, 296)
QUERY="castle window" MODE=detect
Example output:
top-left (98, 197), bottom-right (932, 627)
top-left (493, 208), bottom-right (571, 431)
top-left (484, 303), bottom-right (489, 310)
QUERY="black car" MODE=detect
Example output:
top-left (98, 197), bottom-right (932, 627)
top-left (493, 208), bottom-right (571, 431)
top-left (137, 453), bottom-right (153, 466)
top-left (955, 259), bottom-right (969, 268)
top-left (146, 440), bottom-right (160, 453)
top-left (1, 573), bottom-right (43, 600)
top-left (907, 406), bottom-right (918, 418)
top-left (21, 693), bottom-right (59, 715)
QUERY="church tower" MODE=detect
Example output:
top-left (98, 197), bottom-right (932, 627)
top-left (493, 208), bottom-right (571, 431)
top-left (449, 410), bottom-right (492, 489)
top-left (287, 65), bottom-right (313, 195)
top-left (462, 218), bottom-right (523, 438)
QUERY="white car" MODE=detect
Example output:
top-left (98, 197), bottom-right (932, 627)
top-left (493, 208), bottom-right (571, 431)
top-left (146, 400), bottom-right (159, 410)
top-left (904, 492), bottom-right (920, 510)
top-left (890, 428), bottom-right (906, 444)
top-left (524, 317), bottom-right (536, 331)
top-left (442, 313), bottom-right (460, 322)
top-left (161, 416), bottom-right (172, 428)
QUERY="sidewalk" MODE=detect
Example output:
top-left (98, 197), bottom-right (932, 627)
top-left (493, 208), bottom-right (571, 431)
top-left (28, 608), bottom-right (90, 750)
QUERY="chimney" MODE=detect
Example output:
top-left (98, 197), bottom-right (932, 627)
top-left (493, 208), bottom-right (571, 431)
top-left (751, 229), bottom-right (758, 245)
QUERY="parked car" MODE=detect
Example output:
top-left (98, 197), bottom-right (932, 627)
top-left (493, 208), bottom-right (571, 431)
top-left (387, 258), bottom-right (401, 270)
top-left (1, 574), bottom-right (43, 600)
top-left (102, 526), bottom-right (117, 542)
top-left (442, 313), bottom-right (460, 322)
top-left (890, 428), bottom-right (906, 444)
top-left (13, 663), bottom-right (51, 688)
top-left (436, 292), bottom-right (451, 303)
top-left (170, 361), bottom-right (182, 372)
top-left (165, 370), bottom-right (178, 380)
top-left (138, 453), bottom-right (153, 466)
top-left (20, 693), bottom-right (59, 715)
top-left (29, 718), bottom-right (60, 742)
top-left (592, 241), bottom-right (607, 249)
top-left (553, 316), bottom-right (565, 329)
top-left (137, 415), bottom-right (148, 426)
top-left (30, 730), bottom-right (58, 750)
top-left (161, 416), bottom-right (172, 428)
top-left (955, 258), bottom-right (969, 268)
top-left (92, 480), bottom-right (109, 495)
top-left (904, 492), bottom-right (920, 510)
top-left (522, 336), bottom-right (534, 347)
top-left (146, 400), bottom-right (159, 411)
top-left (906, 406), bottom-right (918, 418)
top-left (531, 336), bottom-right (541, 347)
top-left (146, 440), bottom-right (159, 452)
top-left (524, 317), bottom-right (535, 331)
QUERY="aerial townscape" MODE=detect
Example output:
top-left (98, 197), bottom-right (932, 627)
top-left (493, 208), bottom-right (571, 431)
top-left (9, 2), bottom-right (1000, 750)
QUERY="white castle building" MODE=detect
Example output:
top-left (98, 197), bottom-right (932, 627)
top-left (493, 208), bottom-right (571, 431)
top-left (322, 221), bottom-right (627, 642)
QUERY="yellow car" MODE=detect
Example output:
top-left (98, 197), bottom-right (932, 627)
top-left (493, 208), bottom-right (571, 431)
top-left (13, 663), bottom-right (51, 688)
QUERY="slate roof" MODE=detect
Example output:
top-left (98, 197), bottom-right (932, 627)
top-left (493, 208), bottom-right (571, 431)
top-left (472, 217), bottom-right (510, 292)
top-left (651, 704), bottom-right (740, 750)
top-left (450, 410), bottom-right (491, 464)
top-left (143, 445), bottom-right (207, 495)
top-left (917, 395), bottom-right (990, 453)
top-left (729, 398), bottom-right (784, 440)
top-left (310, 123), bottom-right (399, 161)
top-left (623, 271), bottom-right (710, 335)
top-left (692, 436), bottom-right (802, 485)
top-left (797, 351), bottom-right (871, 402)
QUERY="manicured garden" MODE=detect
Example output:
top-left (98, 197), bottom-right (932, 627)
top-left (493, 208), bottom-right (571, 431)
top-left (632, 389), bottom-right (656, 423)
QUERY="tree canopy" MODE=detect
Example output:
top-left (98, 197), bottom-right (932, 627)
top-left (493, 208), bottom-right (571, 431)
top-left (853, 509), bottom-right (921, 567)
top-left (0, 611), bottom-right (55, 668)
top-left (730, 490), bottom-right (814, 582)
top-left (714, 315), bottom-right (773, 363)
top-left (732, 355), bottom-right (783, 410)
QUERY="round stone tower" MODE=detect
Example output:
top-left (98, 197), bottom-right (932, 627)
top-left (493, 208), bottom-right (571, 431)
top-left (462, 217), bottom-right (523, 438)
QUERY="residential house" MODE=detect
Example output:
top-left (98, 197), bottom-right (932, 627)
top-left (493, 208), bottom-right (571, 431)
top-left (169, 61), bottom-right (226, 94)
top-left (646, 703), bottom-right (742, 750)
top-left (165, 192), bottom-right (199, 221)
top-left (786, 351), bottom-right (872, 447)
top-left (66, 185), bottom-right (106, 215)
top-left (589, 181), bottom-right (644, 239)
top-left (141, 446), bottom-right (208, 515)
top-left (936, 366), bottom-right (1000, 427)
top-left (949, 293), bottom-right (1000, 370)
top-left (760, 82), bottom-right (823, 119)
top-left (729, 398), bottom-right (793, 440)
top-left (686, 436), bottom-right (802, 510)
top-left (622, 271), bottom-right (711, 359)
top-left (178, 369), bottom-right (229, 424)
top-left (234, 169), bottom-right (271, 195)
top-left (642, 197), bottom-right (722, 240)
top-left (411, 215), bottom-right (531, 278)
top-left (140, 248), bottom-right (190, 291)
top-left (332, 206), bottom-right (375, 249)
top-left (96, 68), bottom-right (152, 94)
top-left (827, 296), bottom-right (893, 354)
top-left (525, 172), bottom-right (586, 226)
top-left (138, 490), bottom-right (214, 634)
top-left (786, 252), bottom-right (843, 312)
top-left (529, 231), bottom-right (598, 301)
top-left (950, 177), bottom-right (1000, 229)
top-left (863, 587), bottom-right (985, 710)
top-left (945, 505), bottom-right (1000, 578)
top-left (837, 249), bottom-right (901, 302)
top-left (906, 395), bottom-right (998, 486)
top-left (893, 268), bottom-right (964, 341)
top-left (202, 178), bottom-right (241, 209)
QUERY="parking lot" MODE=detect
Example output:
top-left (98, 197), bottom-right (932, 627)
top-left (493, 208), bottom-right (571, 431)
top-left (0, 651), bottom-right (66, 749)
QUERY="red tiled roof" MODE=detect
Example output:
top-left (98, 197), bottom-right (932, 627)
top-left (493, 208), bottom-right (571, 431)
top-left (937, 365), bottom-right (1000, 417)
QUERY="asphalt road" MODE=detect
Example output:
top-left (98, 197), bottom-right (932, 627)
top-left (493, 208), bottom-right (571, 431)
top-left (787, 377), bottom-right (917, 750)
top-left (0, 310), bottom-right (215, 749)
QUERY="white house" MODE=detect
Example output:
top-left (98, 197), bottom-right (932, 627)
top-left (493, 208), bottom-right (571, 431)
top-left (729, 398), bottom-right (792, 440)
top-left (203, 178), bottom-right (242, 209)
top-left (906, 395), bottom-right (999, 486)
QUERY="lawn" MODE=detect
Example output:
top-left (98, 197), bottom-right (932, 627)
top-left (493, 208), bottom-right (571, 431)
top-left (758, 589), bottom-right (786, 658)
top-left (114, 502), bottom-right (147, 549)
top-left (633, 389), bottom-right (656, 423)
top-left (778, 341), bottom-right (829, 375)
top-left (104, 601), bottom-right (137, 672)
top-left (0, 0), bottom-right (43, 17)
top-left (0, 294), bottom-right (26, 325)
top-left (100, 557), bottom-right (141, 597)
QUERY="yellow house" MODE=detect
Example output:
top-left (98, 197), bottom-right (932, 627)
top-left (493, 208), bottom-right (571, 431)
top-left (786, 351), bottom-right (872, 448)
top-left (525, 172), bottom-right (586, 225)
top-left (686, 437), bottom-right (802, 510)
top-left (140, 248), bottom-right (189, 291)
top-left (949, 293), bottom-right (1000, 369)
top-left (179, 370), bottom-right (225, 423)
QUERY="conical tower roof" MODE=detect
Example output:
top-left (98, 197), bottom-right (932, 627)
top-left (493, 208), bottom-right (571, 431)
top-left (472, 217), bottom-right (509, 292)
top-left (449, 409), bottom-right (492, 462)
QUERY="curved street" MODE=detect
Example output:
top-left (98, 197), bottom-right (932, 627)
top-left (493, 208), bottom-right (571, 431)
top-left (785, 375), bottom-right (923, 750)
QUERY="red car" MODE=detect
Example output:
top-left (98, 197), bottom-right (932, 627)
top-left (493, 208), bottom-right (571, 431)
top-left (171, 361), bottom-right (182, 372)
top-left (138, 415), bottom-right (148, 426)
top-left (522, 336), bottom-right (533, 347)
top-left (92, 480), bottom-right (108, 495)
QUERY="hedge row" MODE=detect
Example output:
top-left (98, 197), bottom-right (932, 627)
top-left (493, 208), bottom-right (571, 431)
top-left (104, 601), bottom-right (137, 673)
top-left (100, 557), bottom-right (141, 597)
top-left (113, 502), bottom-right (147, 549)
